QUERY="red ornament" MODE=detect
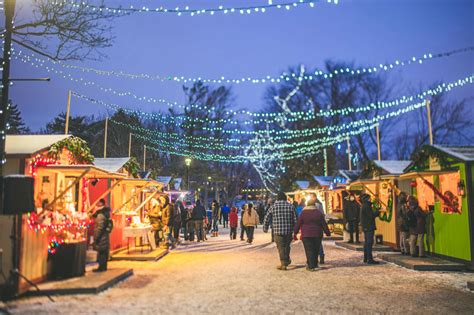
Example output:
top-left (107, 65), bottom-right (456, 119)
top-left (410, 181), bottom-right (417, 187)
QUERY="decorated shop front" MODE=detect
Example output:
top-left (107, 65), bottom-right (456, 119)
top-left (400, 145), bottom-right (474, 268)
top-left (349, 160), bottom-right (411, 248)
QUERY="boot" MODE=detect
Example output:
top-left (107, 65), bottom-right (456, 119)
top-left (319, 255), bottom-right (325, 264)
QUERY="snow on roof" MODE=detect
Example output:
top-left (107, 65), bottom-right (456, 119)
top-left (313, 176), bottom-right (335, 187)
top-left (157, 176), bottom-right (172, 185)
top-left (173, 178), bottom-right (183, 190)
top-left (373, 160), bottom-right (411, 175)
top-left (432, 145), bottom-right (474, 161)
top-left (93, 157), bottom-right (130, 173)
top-left (6, 134), bottom-right (70, 156)
top-left (295, 180), bottom-right (310, 190)
top-left (335, 170), bottom-right (361, 181)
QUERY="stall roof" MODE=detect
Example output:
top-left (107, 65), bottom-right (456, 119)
top-left (38, 165), bottom-right (127, 179)
top-left (295, 180), bottom-right (310, 190)
top-left (313, 176), bottom-right (335, 187)
top-left (173, 178), bottom-right (183, 190)
top-left (6, 134), bottom-right (70, 156)
top-left (157, 176), bottom-right (172, 186)
top-left (432, 145), bottom-right (474, 162)
top-left (373, 160), bottom-right (411, 175)
top-left (399, 170), bottom-right (457, 179)
top-left (335, 170), bottom-right (361, 181)
top-left (93, 157), bottom-right (130, 173)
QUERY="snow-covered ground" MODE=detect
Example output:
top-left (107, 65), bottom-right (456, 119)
top-left (5, 227), bottom-right (474, 314)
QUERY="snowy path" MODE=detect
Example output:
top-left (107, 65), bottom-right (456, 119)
top-left (5, 227), bottom-right (474, 314)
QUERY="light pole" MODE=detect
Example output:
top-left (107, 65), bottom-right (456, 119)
top-left (185, 157), bottom-right (192, 191)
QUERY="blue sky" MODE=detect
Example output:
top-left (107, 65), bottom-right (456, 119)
top-left (8, 0), bottom-right (474, 130)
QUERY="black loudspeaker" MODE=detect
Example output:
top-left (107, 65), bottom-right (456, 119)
top-left (1, 175), bottom-right (35, 215)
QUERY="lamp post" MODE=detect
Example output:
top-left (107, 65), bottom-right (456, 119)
top-left (185, 157), bottom-right (192, 191)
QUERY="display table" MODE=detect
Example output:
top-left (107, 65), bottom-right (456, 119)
top-left (51, 241), bottom-right (87, 279)
top-left (123, 225), bottom-right (153, 253)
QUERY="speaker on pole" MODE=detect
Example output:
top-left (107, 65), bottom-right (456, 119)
top-left (0, 175), bottom-right (35, 215)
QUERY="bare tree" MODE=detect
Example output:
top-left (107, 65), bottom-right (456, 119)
top-left (12, 0), bottom-right (119, 60)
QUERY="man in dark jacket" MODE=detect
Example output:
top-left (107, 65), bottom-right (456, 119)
top-left (192, 200), bottom-right (207, 242)
top-left (173, 201), bottom-right (184, 243)
top-left (396, 192), bottom-right (410, 255)
top-left (93, 199), bottom-right (112, 272)
top-left (343, 194), bottom-right (361, 243)
top-left (211, 200), bottom-right (220, 235)
top-left (360, 193), bottom-right (380, 264)
top-left (408, 196), bottom-right (427, 258)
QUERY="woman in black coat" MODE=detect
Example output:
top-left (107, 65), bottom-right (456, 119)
top-left (360, 193), bottom-right (380, 264)
top-left (408, 196), bottom-right (427, 257)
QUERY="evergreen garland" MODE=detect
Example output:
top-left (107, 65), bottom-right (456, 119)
top-left (48, 136), bottom-right (94, 164)
top-left (124, 157), bottom-right (141, 177)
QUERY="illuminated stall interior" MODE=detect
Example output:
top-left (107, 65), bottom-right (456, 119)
top-left (400, 145), bottom-right (474, 268)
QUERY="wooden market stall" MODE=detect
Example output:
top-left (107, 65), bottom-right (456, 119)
top-left (400, 145), bottom-right (474, 268)
top-left (349, 160), bottom-right (411, 248)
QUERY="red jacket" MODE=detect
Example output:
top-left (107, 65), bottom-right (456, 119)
top-left (229, 208), bottom-right (238, 228)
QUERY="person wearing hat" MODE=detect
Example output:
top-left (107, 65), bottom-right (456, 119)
top-left (360, 193), bottom-right (380, 264)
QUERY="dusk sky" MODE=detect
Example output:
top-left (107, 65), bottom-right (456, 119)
top-left (7, 0), bottom-right (474, 131)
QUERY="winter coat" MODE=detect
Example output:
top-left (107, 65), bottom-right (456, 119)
top-left (360, 200), bottom-right (380, 232)
top-left (192, 204), bottom-right (206, 220)
top-left (93, 207), bottom-right (111, 251)
top-left (229, 210), bottom-right (239, 228)
top-left (343, 200), bottom-right (360, 222)
top-left (162, 204), bottom-right (173, 227)
top-left (294, 205), bottom-right (331, 238)
top-left (212, 203), bottom-right (220, 219)
top-left (173, 203), bottom-right (183, 225)
top-left (221, 205), bottom-right (230, 215)
top-left (409, 206), bottom-right (427, 235)
top-left (242, 209), bottom-right (259, 227)
top-left (396, 204), bottom-right (410, 232)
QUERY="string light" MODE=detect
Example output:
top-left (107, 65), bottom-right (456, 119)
top-left (55, 0), bottom-right (337, 17)
top-left (16, 51), bottom-right (474, 122)
top-left (14, 45), bottom-right (474, 85)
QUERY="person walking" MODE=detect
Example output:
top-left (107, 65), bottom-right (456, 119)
top-left (263, 192), bottom-right (297, 270)
top-left (408, 196), bottom-right (427, 258)
top-left (229, 206), bottom-right (239, 240)
top-left (294, 198), bottom-right (331, 271)
top-left (211, 200), bottom-right (220, 236)
top-left (314, 197), bottom-right (327, 264)
top-left (344, 193), bottom-right (361, 243)
top-left (161, 195), bottom-right (175, 249)
top-left (186, 207), bottom-right (195, 241)
top-left (242, 203), bottom-right (259, 244)
top-left (206, 207), bottom-right (213, 234)
top-left (173, 200), bottom-right (184, 244)
top-left (192, 200), bottom-right (207, 242)
top-left (148, 198), bottom-right (163, 247)
top-left (396, 192), bottom-right (410, 255)
top-left (240, 204), bottom-right (247, 241)
top-left (181, 202), bottom-right (189, 241)
top-left (221, 203), bottom-right (230, 228)
top-left (360, 193), bottom-right (380, 264)
top-left (92, 199), bottom-right (112, 272)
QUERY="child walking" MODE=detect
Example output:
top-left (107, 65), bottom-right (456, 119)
top-left (229, 206), bottom-right (238, 240)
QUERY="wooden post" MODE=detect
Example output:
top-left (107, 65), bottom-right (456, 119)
top-left (65, 90), bottom-right (72, 135)
top-left (128, 133), bottom-right (132, 157)
top-left (45, 168), bottom-right (90, 210)
top-left (114, 182), bottom-right (152, 213)
top-left (103, 117), bottom-right (108, 158)
top-left (426, 99), bottom-right (434, 145)
top-left (347, 138), bottom-right (352, 171)
top-left (143, 145), bottom-right (147, 170)
top-left (376, 124), bottom-right (381, 161)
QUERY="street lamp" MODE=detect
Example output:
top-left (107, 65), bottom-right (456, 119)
top-left (185, 157), bottom-right (192, 190)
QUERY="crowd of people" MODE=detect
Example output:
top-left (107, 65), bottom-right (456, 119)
top-left (89, 189), bottom-right (430, 273)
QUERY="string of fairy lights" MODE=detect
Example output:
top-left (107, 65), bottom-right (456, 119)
top-left (72, 74), bottom-right (474, 132)
top-left (13, 45), bottom-right (474, 85)
top-left (57, 0), bottom-right (338, 17)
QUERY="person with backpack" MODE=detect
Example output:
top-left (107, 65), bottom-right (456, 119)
top-left (242, 203), bottom-right (259, 244)
top-left (396, 192), bottom-right (410, 255)
top-left (408, 196), bottom-right (427, 258)
top-left (360, 193), bottom-right (380, 264)
top-left (92, 199), bottom-right (113, 272)
top-left (229, 206), bottom-right (239, 240)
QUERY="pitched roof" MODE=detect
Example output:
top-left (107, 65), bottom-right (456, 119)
top-left (173, 178), bottom-right (183, 190)
top-left (295, 180), bottom-right (310, 190)
top-left (373, 160), bottom-right (411, 175)
top-left (6, 134), bottom-right (70, 156)
top-left (334, 170), bottom-right (361, 181)
top-left (432, 145), bottom-right (474, 162)
top-left (156, 176), bottom-right (172, 186)
top-left (313, 176), bottom-right (335, 187)
top-left (93, 157), bottom-right (130, 173)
